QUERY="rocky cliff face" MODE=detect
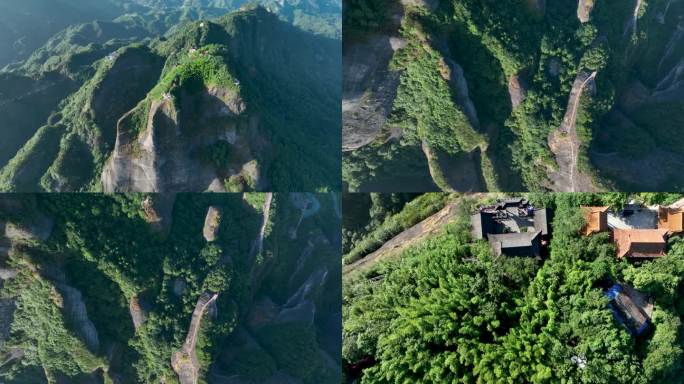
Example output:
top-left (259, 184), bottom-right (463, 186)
top-left (207, 193), bottom-right (340, 383)
top-left (55, 283), bottom-right (100, 352)
top-left (342, 35), bottom-right (402, 151)
top-left (342, 0), bottom-right (406, 152)
top-left (577, 0), bottom-right (595, 23)
top-left (102, 85), bottom-right (266, 192)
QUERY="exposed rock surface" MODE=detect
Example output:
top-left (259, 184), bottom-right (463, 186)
top-left (203, 206), bottom-right (222, 242)
top-left (129, 296), bottom-right (148, 330)
top-left (102, 85), bottom-right (265, 192)
top-left (548, 57), bottom-right (562, 77)
top-left (657, 0), bottom-right (678, 24)
top-left (288, 193), bottom-right (320, 240)
top-left (619, 80), bottom-right (651, 113)
top-left (36, 261), bottom-right (101, 353)
top-left (422, 141), bottom-right (486, 192)
top-left (652, 58), bottom-right (684, 102)
top-left (288, 238), bottom-right (317, 289)
top-left (657, 21), bottom-right (684, 74)
top-left (173, 278), bottom-right (188, 297)
top-left (400, 0), bottom-right (440, 12)
top-left (547, 70), bottom-right (599, 192)
top-left (445, 59), bottom-right (480, 130)
top-left (343, 0), bottom-right (409, 152)
top-left (0, 268), bottom-right (17, 280)
top-left (508, 74), bottom-right (528, 109)
top-left (142, 194), bottom-right (175, 235)
top-left (55, 283), bottom-right (100, 352)
top-left (3, 216), bottom-right (53, 243)
top-left (343, 35), bottom-right (402, 151)
top-left (624, 0), bottom-right (643, 37)
top-left (281, 268), bottom-right (327, 321)
top-left (577, 0), bottom-right (595, 23)
top-left (251, 193), bottom-right (273, 258)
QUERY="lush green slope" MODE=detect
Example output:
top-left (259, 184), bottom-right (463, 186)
top-left (343, 0), bottom-right (684, 191)
top-left (0, 193), bottom-right (340, 383)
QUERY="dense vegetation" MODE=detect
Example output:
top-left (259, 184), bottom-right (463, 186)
top-left (344, 193), bottom-right (684, 383)
top-left (343, 0), bottom-right (684, 191)
top-left (0, 193), bottom-right (340, 383)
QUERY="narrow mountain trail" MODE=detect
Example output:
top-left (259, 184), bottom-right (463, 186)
top-left (171, 292), bottom-right (219, 384)
top-left (657, 21), bottom-right (684, 72)
top-left (624, 0), bottom-right (642, 37)
top-left (251, 192), bottom-right (273, 258)
top-left (547, 70), bottom-right (598, 192)
top-left (343, 195), bottom-right (484, 276)
top-left (658, 0), bottom-right (678, 24)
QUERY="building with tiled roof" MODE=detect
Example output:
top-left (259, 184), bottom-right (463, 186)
top-left (488, 231), bottom-right (542, 257)
top-left (657, 206), bottom-right (683, 235)
top-left (613, 228), bottom-right (668, 259)
top-left (581, 206), bottom-right (609, 236)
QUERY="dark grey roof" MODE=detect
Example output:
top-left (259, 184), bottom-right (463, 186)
top-left (534, 208), bottom-right (550, 235)
top-left (488, 231), bottom-right (541, 256)
top-left (497, 197), bottom-right (526, 209)
top-left (471, 213), bottom-right (483, 240)
top-left (471, 212), bottom-right (497, 240)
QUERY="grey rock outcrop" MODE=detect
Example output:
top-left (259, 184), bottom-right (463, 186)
top-left (288, 193), bottom-right (320, 240)
top-left (203, 206), bottom-right (222, 242)
top-left (102, 85), bottom-right (265, 192)
top-left (142, 193), bottom-right (175, 235)
top-left (508, 74), bottom-right (528, 109)
top-left (445, 59), bottom-right (480, 130)
top-left (0, 268), bottom-right (18, 280)
top-left (343, 35), bottom-right (402, 151)
top-left (129, 296), bottom-right (148, 330)
top-left (577, 0), bottom-right (595, 23)
top-left (55, 283), bottom-right (100, 352)
top-left (624, 0), bottom-right (642, 37)
top-left (4, 216), bottom-right (53, 243)
top-left (401, 0), bottom-right (440, 11)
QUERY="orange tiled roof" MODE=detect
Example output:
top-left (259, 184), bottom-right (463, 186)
top-left (658, 207), bottom-right (683, 234)
top-left (581, 206), bottom-right (609, 235)
top-left (613, 228), bottom-right (668, 258)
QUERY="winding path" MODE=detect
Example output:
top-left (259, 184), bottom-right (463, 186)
top-left (547, 71), bottom-right (598, 192)
top-left (171, 292), bottom-right (219, 384)
top-left (343, 196), bottom-right (484, 275)
top-left (624, 0), bottom-right (642, 37)
top-left (251, 192), bottom-right (273, 258)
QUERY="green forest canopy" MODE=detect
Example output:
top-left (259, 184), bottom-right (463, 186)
top-left (343, 193), bottom-right (684, 383)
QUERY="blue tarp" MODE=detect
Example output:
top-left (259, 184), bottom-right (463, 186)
top-left (605, 283), bottom-right (622, 300)
top-left (604, 283), bottom-right (649, 336)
